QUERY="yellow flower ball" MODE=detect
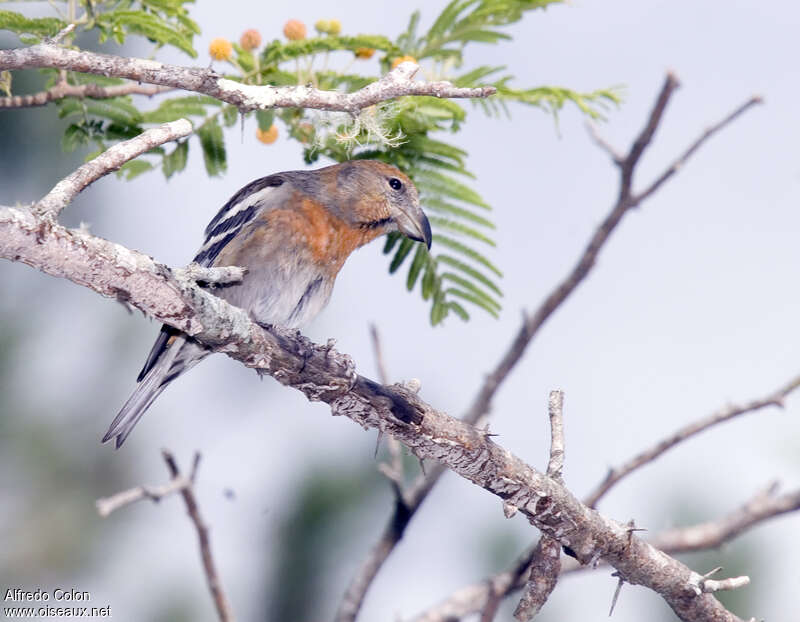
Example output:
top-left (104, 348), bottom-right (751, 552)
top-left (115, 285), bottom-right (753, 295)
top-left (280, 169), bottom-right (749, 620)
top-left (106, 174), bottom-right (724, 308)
top-left (327, 19), bottom-right (342, 35)
top-left (354, 47), bottom-right (375, 60)
top-left (209, 37), bottom-right (233, 61)
top-left (391, 55), bottom-right (417, 69)
top-left (283, 19), bottom-right (307, 41)
top-left (256, 125), bottom-right (279, 144)
top-left (239, 29), bottom-right (262, 51)
top-left (314, 19), bottom-right (331, 34)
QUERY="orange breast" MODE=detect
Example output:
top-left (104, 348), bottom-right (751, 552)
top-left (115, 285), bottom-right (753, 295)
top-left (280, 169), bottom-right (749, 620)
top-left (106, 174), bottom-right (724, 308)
top-left (292, 195), bottom-right (380, 269)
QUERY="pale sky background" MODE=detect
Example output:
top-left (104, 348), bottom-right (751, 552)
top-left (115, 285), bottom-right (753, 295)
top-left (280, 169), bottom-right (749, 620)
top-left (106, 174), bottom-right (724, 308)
top-left (2, 1), bottom-right (800, 621)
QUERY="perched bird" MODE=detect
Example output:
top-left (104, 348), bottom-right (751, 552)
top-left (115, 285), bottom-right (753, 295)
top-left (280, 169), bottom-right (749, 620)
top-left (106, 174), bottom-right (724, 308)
top-left (103, 160), bottom-right (431, 448)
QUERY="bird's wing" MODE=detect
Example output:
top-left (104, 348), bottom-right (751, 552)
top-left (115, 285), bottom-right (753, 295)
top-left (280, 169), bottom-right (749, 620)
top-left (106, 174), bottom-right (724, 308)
top-left (136, 173), bottom-right (292, 381)
top-left (194, 173), bottom-right (288, 266)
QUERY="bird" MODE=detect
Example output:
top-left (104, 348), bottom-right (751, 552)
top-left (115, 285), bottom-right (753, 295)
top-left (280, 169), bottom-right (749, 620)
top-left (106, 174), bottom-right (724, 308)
top-left (102, 159), bottom-right (431, 448)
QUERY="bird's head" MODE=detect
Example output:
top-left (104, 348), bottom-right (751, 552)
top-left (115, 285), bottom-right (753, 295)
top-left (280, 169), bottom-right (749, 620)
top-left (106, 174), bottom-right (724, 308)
top-left (328, 160), bottom-right (432, 249)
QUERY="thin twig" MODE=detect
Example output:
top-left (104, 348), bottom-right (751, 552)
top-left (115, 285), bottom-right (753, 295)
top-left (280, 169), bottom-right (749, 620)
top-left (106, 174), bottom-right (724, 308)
top-left (461, 74), bottom-right (759, 428)
top-left (633, 95), bottom-right (763, 204)
top-left (0, 44), bottom-right (495, 112)
top-left (586, 121), bottom-right (624, 164)
top-left (178, 263), bottom-right (248, 285)
top-left (545, 391), bottom-right (565, 480)
top-left (96, 450), bottom-right (233, 622)
top-left (584, 373), bottom-right (800, 508)
top-left (336, 325), bottom-right (409, 622)
top-left (650, 482), bottom-right (800, 552)
top-left (162, 450), bottom-right (234, 622)
top-left (34, 119), bottom-right (192, 217)
top-left (369, 323), bottom-right (390, 385)
top-left (688, 568), bottom-right (750, 595)
top-left (511, 391), bottom-right (564, 621)
top-left (0, 82), bottom-right (172, 108)
top-left (95, 475), bottom-right (190, 517)
top-left (50, 23), bottom-right (75, 45)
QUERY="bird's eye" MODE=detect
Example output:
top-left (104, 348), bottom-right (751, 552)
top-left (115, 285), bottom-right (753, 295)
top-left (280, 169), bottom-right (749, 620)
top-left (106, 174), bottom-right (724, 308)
top-left (388, 177), bottom-right (403, 191)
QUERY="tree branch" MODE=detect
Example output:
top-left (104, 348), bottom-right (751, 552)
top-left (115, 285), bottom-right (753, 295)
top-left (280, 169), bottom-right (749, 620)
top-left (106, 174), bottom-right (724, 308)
top-left (330, 73), bottom-right (762, 622)
top-left (0, 200), bottom-right (750, 622)
top-left (649, 482), bottom-right (800, 553)
top-left (371, 75), bottom-right (763, 622)
top-left (335, 326), bottom-right (422, 622)
top-left (510, 391), bottom-right (564, 621)
top-left (633, 95), bottom-right (763, 205)
top-left (460, 75), bottom-right (758, 429)
top-left (0, 80), bottom-right (172, 109)
top-left (0, 43), bottom-right (495, 112)
top-left (0, 73), bottom-right (773, 622)
top-left (584, 373), bottom-right (800, 508)
top-left (35, 119), bottom-right (192, 216)
top-left (95, 472), bottom-right (190, 517)
top-left (96, 450), bottom-right (233, 622)
top-left (411, 481), bottom-right (797, 621)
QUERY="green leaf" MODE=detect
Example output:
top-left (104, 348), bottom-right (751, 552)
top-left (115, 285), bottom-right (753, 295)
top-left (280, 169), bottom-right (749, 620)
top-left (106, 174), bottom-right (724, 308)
top-left (222, 105), bottom-right (239, 127)
top-left (430, 289), bottom-right (449, 325)
top-left (426, 0), bottom-right (474, 40)
top-left (261, 35), bottom-right (398, 66)
top-left (429, 216), bottom-right (496, 246)
top-left (162, 140), bottom-right (188, 179)
top-left (84, 98), bottom-right (143, 126)
top-left (389, 237), bottom-right (415, 273)
top-left (445, 287), bottom-right (499, 317)
top-left (405, 135), bottom-right (467, 166)
top-left (0, 70), bottom-right (11, 97)
top-left (117, 159), bottom-right (155, 180)
top-left (434, 235), bottom-right (502, 276)
top-left (423, 198), bottom-right (495, 229)
top-left (397, 10), bottom-right (421, 51)
top-left (256, 109), bottom-right (275, 131)
top-left (437, 255), bottom-right (502, 296)
top-left (447, 300), bottom-right (470, 321)
top-left (141, 96), bottom-right (219, 123)
top-left (97, 10), bottom-right (197, 57)
top-left (383, 231), bottom-right (402, 254)
top-left (0, 10), bottom-right (66, 38)
top-left (406, 244), bottom-right (429, 290)
top-left (414, 169), bottom-right (490, 209)
top-left (441, 272), bottom-right (501, 311)
top-left (62, 123), bottom-right (89, 152)
top-left (197, 118), bottom-right (226, 176)
top-left (421, 259), bottom-right (437, 300)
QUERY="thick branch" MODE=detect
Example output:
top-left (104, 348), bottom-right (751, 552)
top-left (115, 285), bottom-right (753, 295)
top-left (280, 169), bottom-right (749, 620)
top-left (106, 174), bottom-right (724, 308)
top-left (0, 203), bottom-right (747, 622)
top-left (584, 374), bottom-right (800, 508)
top-left (0, 44), bottom-right (495, 112)
top-left (35, 119), bottom-right (192, 216)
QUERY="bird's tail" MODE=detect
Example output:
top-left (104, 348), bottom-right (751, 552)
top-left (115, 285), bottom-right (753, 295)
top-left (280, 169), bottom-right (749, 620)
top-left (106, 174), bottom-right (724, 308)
top-left (102, 336), bottom-right (206, 448)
